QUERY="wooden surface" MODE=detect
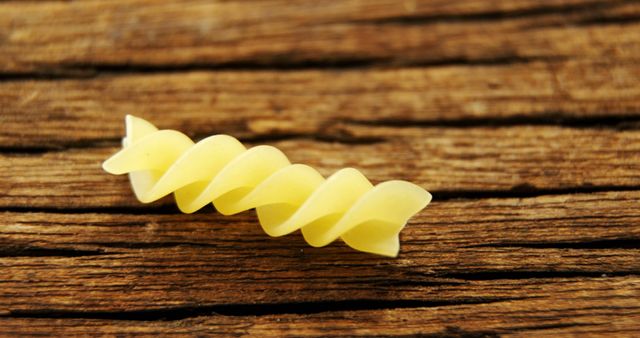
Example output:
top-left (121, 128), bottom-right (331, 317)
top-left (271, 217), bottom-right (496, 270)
top-left (1, 0), bottom-right (639, 336)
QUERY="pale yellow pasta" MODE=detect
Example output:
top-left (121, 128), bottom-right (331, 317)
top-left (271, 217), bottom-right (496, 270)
top-left (103, 115), bottom-right (431, 257)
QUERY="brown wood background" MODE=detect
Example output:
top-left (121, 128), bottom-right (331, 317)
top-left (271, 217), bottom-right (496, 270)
top-left (1, 0), bottom-right (640, 336)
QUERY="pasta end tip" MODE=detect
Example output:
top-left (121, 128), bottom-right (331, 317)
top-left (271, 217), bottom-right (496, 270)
top-left (102, 156), bottom-right (125, 175)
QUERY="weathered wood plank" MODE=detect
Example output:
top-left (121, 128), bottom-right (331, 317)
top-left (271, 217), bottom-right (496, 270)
top-left (1, 0), bottom-right (639, 73)
top-left (2, 59), bottom-right (640, 149)
top-left (1, 191), bottom-right (639, 311)
top-left (5, 191), bottom-right (639, 249)
top-left (1, 125), bottom-right (638, 208)
top-left (2, 279), bottom-right (639, 336)
top-left (2, 0), bottom-right (638, 336)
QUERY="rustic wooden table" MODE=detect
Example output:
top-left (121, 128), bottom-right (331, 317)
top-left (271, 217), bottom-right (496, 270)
top-left (1, 1), bottom-right (640, 336)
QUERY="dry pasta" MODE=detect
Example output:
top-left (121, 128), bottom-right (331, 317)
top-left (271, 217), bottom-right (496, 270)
top-left (103, 115), bottom-right (431, 257)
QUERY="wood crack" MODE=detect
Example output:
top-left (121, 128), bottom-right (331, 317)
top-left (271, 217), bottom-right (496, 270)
top-left (435, 185), bottom-right (640, 201)
top-left (0, 205), bottom-right (187, 215)
top-left (440, 271), bottom-right (639, 281)
top-left (573, 14), bottom-right (640, 26)
top-left (468, 238), bottom-right (640, 250)
top-left (0, 59), bottom-right (382, 82)
top-left (499, 322), bottom-right (600, 333)
top-left (349, 0), bottom-right (632, 25)
top-left (341, 114), bottom-right (640, 130)
top-left (82, 241), bottom-right (221, 249)
top-left (0, 56), bottom-right (559, 82)
top-left (0, 246), bottom-right (105, 258)
top-left (1, 297), bottom-right (526, 321)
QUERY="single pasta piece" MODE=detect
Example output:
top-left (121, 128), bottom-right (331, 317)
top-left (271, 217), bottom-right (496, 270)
top-left (103, 115), bottom-right (431, 257)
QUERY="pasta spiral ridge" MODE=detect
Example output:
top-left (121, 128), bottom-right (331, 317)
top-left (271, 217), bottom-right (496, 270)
top-left (103, 115), bottom-right (431, 257)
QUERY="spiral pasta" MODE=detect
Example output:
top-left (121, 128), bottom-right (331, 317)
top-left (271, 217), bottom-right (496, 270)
top-left (103, 115), bottom-right (431, 257)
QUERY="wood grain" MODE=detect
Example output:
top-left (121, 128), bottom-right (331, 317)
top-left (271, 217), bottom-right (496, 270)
top-left (2, 277), bottom-right (639, 336)
top-left (1, 125), bottom-right (639, 209)
top-left (2, 192), bottom-right (639, 335)
top-left (2, 59), bottom-right (640, 149)
top-left (3, 0), bottom-right (640, 336)
top-left (1, 191), bottom-right (639, 312)
top-left (1, 0), bottom-right (639, 73)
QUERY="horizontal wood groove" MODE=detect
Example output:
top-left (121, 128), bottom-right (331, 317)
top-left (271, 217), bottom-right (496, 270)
top-left (0, 55), bottom-right (571, 82)
top-left (0, 58), bottom-right (385, 81)
top-left (0, 56), bottom-right (565, 82)
top-left (2, 297), bottom-right (525, 321)
top-left (2, 238), bottom-right (639, 258)
top-left (342, 114), bottom-right (640, 130)
top-left (354, 0), bottom-right (636, 25)
top-left (468, 238), bottom-right (640, 250)
top-left (0, 246), bottom-right (106, 258)
top-left (439, 271), bottom-right (639, 281)
top-left (434, 185), bottom-right (640, 200)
